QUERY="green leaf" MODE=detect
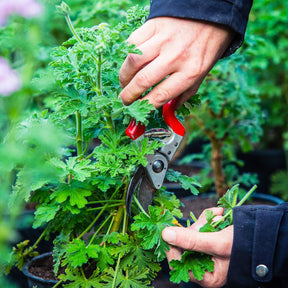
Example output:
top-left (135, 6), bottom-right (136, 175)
top-left (117, 267), bottom-right (151, 288)
top-left (199, 210), bottom-right (217, 233)
top-left (131, 206), bottom-right (174, 261)
top-left (101, 267), bottom-right (151, 288)
top-left (166, 169), bottom-right (201, 195)
top-left (92, 175), bottom-right (121, 192)
top-left (65, 157), bottom-right (95, 182)
top-left (170, 251), bottom-right (214, 283)
top-left (63, 239), bottom-right (91, 268)
top-left (50, 181), bottom-right (92, 209)
top-left (217, 184), bottom-right (239, 209)
top-left (123, 99), bottom-right (155, 125)
top-left (33, 204), bottom-right (60, 228)
top-left (59, 267), bottom-right (103, 288)
top-left (154, 190), bottom-right (183, 218)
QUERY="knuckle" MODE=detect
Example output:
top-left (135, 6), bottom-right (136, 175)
top-left (152, 87), bottom-right (171, 106)
top-left (126, 53), bottom-right (141, 68)
top-left (135, 72), bottom-right (153, 91)
top-left (184, 232), bottom-right (198, 251)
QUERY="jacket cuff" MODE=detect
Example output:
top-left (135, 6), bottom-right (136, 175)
top-left (227, 205), bottom-right (284, 287)
top-left (147, 0), bottom-right (253, 56)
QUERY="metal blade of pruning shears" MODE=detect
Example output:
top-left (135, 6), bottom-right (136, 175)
top-left (125, 97), bottom-right (185, 216)
top-left (126, 165), bottom-right (155, 216)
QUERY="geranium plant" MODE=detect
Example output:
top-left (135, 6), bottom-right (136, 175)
top-left (7, 2), bottom-right (200, 287)
top-left (181, 50), bottom-right (263, 197)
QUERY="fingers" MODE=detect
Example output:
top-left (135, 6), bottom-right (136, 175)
top-left (119, 17), bottom-right (233, 108)
top-left (190, 207), bottom-right (224, 231)
top-left (162, 208), bottom-right (233, 257)
top-left (192, 257), bottom-right (230, 288)
top-left (162, 225), bottom-right (233, 257)
top-left (166, 245), bottom-right (182, 264)
top-left (126, 20), bottom-right (156, 47)
top-left (119, 36), bottom-right (161, 89)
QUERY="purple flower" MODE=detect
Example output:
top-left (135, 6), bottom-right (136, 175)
top-left (0, 0), bottom-right (43, 26)
top-left (0, 57), bottom-right (21, 97)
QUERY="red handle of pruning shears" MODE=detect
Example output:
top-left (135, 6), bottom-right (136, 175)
top-left (125, 97), bottom-right (185, 140)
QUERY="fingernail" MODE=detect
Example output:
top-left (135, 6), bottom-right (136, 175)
top-left (162, 228), bottom-right (176, 244)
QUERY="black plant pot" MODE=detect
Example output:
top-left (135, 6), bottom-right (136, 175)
top-left (7, 210), bottom-right (55, 288)
top-left (23, 253), bottom-right (59, 288)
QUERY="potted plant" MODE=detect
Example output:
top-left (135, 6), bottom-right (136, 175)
top-left (178, 48), bottom-right (263, 199)
top-left (234, 0), bottom-right (288, 194)
top-left (6, 3), bottom-right (201, 287)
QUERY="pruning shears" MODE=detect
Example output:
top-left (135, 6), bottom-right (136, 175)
top-left (125, 97), bottom-right (185, 216)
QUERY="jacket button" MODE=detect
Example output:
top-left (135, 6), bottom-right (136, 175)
top-left (256, 265), bottom-right (269, 278)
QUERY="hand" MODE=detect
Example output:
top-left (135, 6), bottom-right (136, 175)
top-left (119, 17), bottom-right (234, 108)
top-left (162, 207), bottom-right (233, 288)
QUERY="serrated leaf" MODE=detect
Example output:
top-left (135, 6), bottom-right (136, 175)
top-left (123, 99), bottom-right (155, 125)
top-left (65, 157), bottom-right (95, 182)
top-left (33, 204), bottom-right (60, 228)
top-left (131, 206), bottom-right (173, 261)
top-left (59, 267), bottom-right (103, 288)
top-left (63, 239), bottom-right (91, 268)
top-left (166, 169), bottom-right (201, 195)
top-left (154, 190), bottom-right (183, 218)
top-left (92, 175), bottom-right (121, 192)
top-left (50, 181), bottom-right (92, 208)
top-left (170, 251), bottom-right (214, 283)
top-left (217, 184), bottom-right (239, 209)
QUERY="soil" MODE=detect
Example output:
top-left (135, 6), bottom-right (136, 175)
top-left (29, 255), bottom-right (58, 281)
top-left (28, 254), bottom-right (182, 287)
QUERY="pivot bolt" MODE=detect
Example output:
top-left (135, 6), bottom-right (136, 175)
top-left (152, 160), bottom-right (164, 173)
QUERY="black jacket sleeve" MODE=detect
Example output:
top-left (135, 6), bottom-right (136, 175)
top-left (227, 203), bottom-right (288, 288)
top-left (147, 0), bottom-right (253, 57)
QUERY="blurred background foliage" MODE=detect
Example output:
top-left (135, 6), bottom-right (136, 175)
top-left (0, 1), bottom-right (149, 287)
top-left (180, 0), bottom-right (288, 196)
top-left (0, 0), bottom-right (287, 286)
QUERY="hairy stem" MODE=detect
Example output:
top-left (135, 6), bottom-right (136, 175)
top-left (65, 14), bottom-right (83, 45)
top-left (97, 54), bottom-right (102, 95)
top-left (76, 111), bottom-right (83, 156)
top-left (111, 205), bottom-right (124, 233)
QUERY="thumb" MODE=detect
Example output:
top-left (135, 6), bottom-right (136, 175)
top-left (162, 226), bottom-right (233, 257)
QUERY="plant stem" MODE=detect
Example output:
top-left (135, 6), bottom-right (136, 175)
top-left (88, 200), bottom-right (123, 205)
top-left (212, 185), bottom-right (257, 227)
top-left (88, 213), bottom-right (113, 245)
top-left (29, 223), bottom-right (51, 252)
top-left (210, 136), bottom-right (227, 198)
top-left (77, 205), bottom-right (107, 240)
top-left (237, 184), bottom-right (257, 207)
top-left (65, 14), bottom-right (83, 45)
top-left (97, 54), bottom-right (102, 95)
top-left (52, 280), bottom-right (63, 288)
top-left (111, 205), bottom-right (124, 233)
top-left (133, 195), bottom-right (149, 217)
top-left (112, 254), bottom-right (121, 288)
top-left (78, 185), bottom-right (122, 239)
top-left (112, 198), bottom-right (128, 288)
top-left (65, 12), bottom-right (103, 95)
top-left (87, 203), bottom-right (123, 212)
top-left (76, 110), bottom-right (83, 156)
